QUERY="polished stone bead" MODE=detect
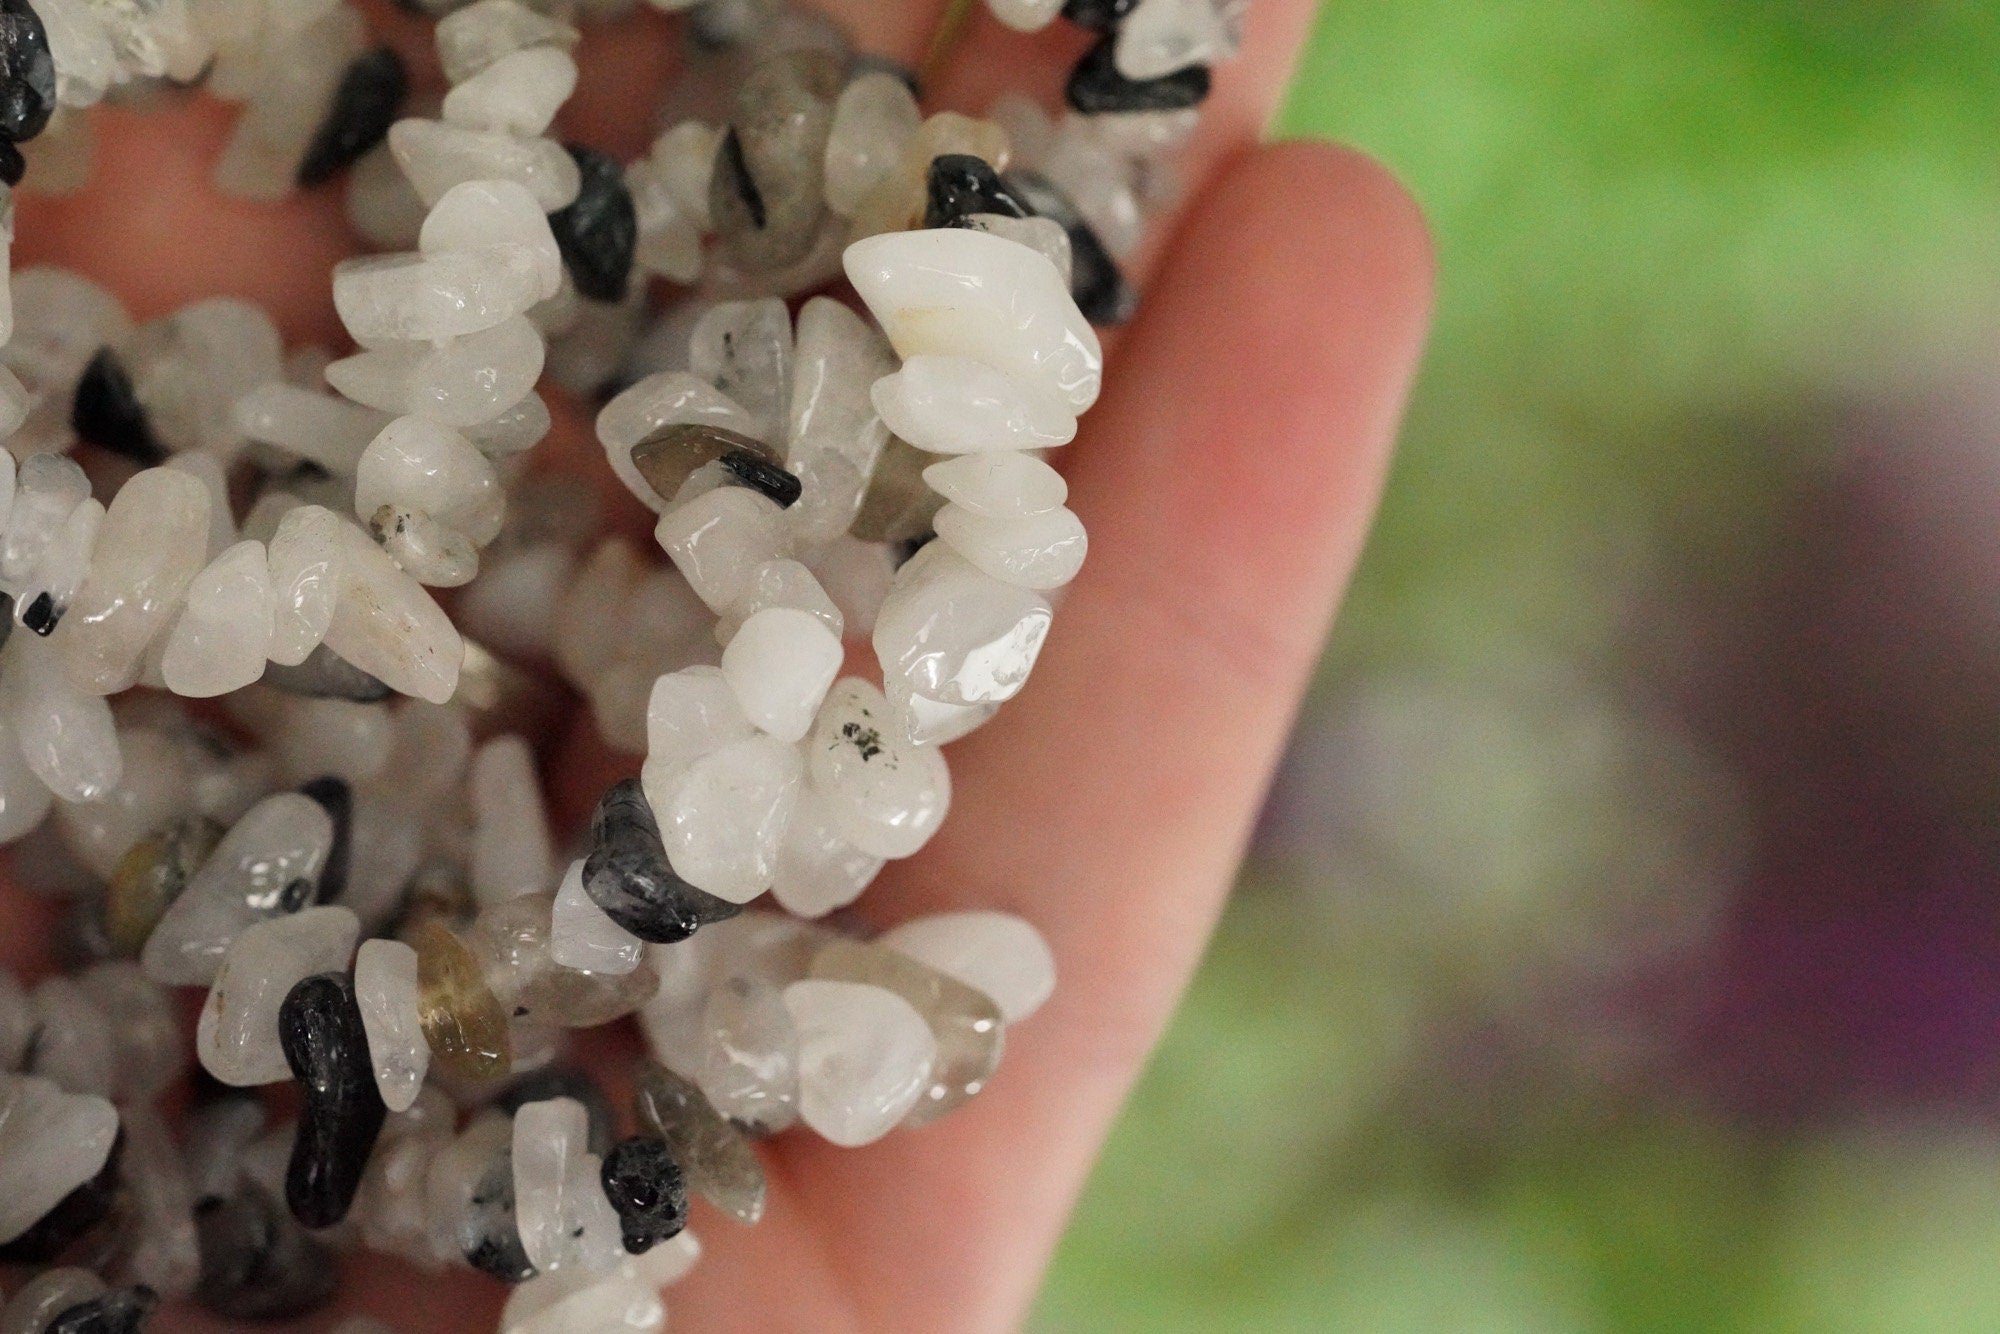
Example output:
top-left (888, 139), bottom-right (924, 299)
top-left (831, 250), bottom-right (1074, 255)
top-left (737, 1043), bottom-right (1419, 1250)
top-left (0, 0), bottom-right (54, 142)
top-left (582, 778), bottom-right (742, 944)
top-left (42, 1286), bottom-right (156, 1334)
top-left (1066, 32), bottom-right (1211, 113)
top-left (280, 972), bottom-right (387, 1228)
top-left (1004, 170), bottom-right (1137, 324)
top-left (599, 1136), bottom-right (687, 1255)
top-left (710, 52), bottom-right (840, 272)
top-left (630, 1061), bottom-right (766, 1225)
top-left (410, 916), bottom-right (512, 1081)
top-left (924, 153), bottom-right (1032, 229)
top-left (353, 938), bottom-right (427, 1114)
top-left (70, 348), bottom-right (163, 465)
top-left (805, 678), bottom-right (951, 857)
top-left (822, 71), bottom-right (920, 217)
top-left (632, 423), bottom-right (799, 511)
top-left (192, 1181), bottom-right (339, 1320)
top-left (550, 143), bottom-right (638, 302)
top-left (811, 938), bottom-right (1004, 1125)
top-left (436, 0), bottom-right (578, 85)
top-left (690, 298), bottom-right (792, 445)
top-left (782, 979), bottom-right (936, 1147)
top-left (196, 907), bottom-right (361, 1087)
top-left (261, 646), bottom-right (393, 703)
top-left (298, 48), bottom-right (407, 188)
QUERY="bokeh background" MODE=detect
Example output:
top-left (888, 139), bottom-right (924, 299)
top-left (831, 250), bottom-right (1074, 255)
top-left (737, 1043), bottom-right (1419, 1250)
top-left (1038, 3), bottom-right (2000, 1329)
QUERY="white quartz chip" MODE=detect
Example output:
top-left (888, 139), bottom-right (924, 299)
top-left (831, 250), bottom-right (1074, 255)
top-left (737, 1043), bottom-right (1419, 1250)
top-left (420, 179), bottom-right (564, 300)
top-left (657, 735), bottom-right (802, 904)
top-left (196, 906), bottom-right (361, 1086)
top-left (783, 979), bottom-right (936, 1147)
top-left (879, 910), bottom-right (1056, 1022)
top-left (389, 118), bottom-right (583, 211)
top-left (54, 466), bottom-right (210, 696)
top-left (933, 502), bottom-right (1088, 591)
top-left (551, 858), bottom-right (645, 976)
top-left (805, 679), bottom-right (950, 859)
top-left (873, 545), bottom-right (1052, 707)
top-left (161, 540), bottom-right (275, 698)
top-left (720, 607), bottom-right (843, 744)
top-left (598, 372), bottom-right (762, 513)
top-left (871, 355), bottom-right (1077, 455)
top-left (469, 734), bottom-right (555, 905)
top-left (354, 416), bottom-right (505, 546)
top-left (318, 515), bottom-right (465, 704)
top-left (355, 938), bottom-right (430, 1113)
top-left (642, 665), bottom-right (757, 799)
top-left (333, 248), bottom-right (547, 347)
top-left (441, 45), bottom-right (577, 137)
top-left (653, 487), bottom-right (789, 612)
top-left (0, 1073), bottom-right (119, 1244)
top-left (922, 450), bottom-right (1068, 518)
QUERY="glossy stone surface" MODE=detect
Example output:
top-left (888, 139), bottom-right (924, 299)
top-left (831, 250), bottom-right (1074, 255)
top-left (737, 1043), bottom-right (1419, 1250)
top-left (550, 142), bottom-right (637, 302)
top-left (0, 1073), bottom-right (117, 1246)
top-left (598, 1136), bottom-right (687, 1255)
top-left (657, 734), bottom-right (802, 903)
top-left (1005, 169), bottom-right (1138, 324)
top-left (196, 907), bottom-right (360, 1087)
top-left (925, 152), bottom-right (1032, 229)
top-left (54, 466), bottom-right (209, 696)
top-left (582, 778), bottom-right (742, 944)
top-left (470, 891), bottom-right (660, 1028)
top-left (873, 544), bottom-right (1053, 707)
top-left (782, 978), bottom-right (936, 1147)
top-left (811, 938), bottom-right (1004, 1124)
top-left (512, 1096), bottom-right (622, 1275)
top-left (298, 47), bottom-right (407, 187)
top-left (1067, 31), bottom-right (1211, 113)
top-left (0, 0), bottom-right (54, 142)
top-left (280, 972), bottom-right (387, 1228)
top-left (353, 938), bottom-right (428, 1113)
top-left (551, 856), bottom-right (645, 975)
top-left (631, 1061), bottom-right (766, 1225)
top-left (806, 678), bottom-right (951, 858)
top-left (698, 972), bottom-right (800, 1132)
top-left (631, 422), bottom-right (798, 511)
top-left (879, 910), bottom-right (1056, 1021)
top-left (721, 606), bottom-right (842, 743)
top-left (411, 915), bottom-right (512, 1081)
top-left (934, 500), bottom-right (1088, 590)
top-left (872, 353), bottom-right (1078, 455)
top-left (104, 814), bottom-right (219, 958)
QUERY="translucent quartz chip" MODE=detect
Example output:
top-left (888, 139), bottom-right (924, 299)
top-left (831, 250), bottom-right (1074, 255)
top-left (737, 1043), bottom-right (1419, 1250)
top-left (715, 558), bottom-right (844, 645)
top-left (721, 607), bottom-right (842, 743)
top-left (641, 664), bottom-right (753, 787)
top-left (0, 451), bottom-right (88, 595)
top-left (419, 178), bottom-right (563, 300)
top-left (104, 816), bottom-right (218, 960)
top-left (374, 504), bottom-right (480, 586)
top-left (959, 211), bottom-right (1074, 284)
top-left (234, 383), bottom-right (391, 476)
top-left (887, 678), bottom-right (999, 747)
top-left (985, 0), bottom-right (1066, 32)
top-left (810, 938), bottom-right (1004, 1125)
top-left (333, 247), bottom-right (547, 346)
top-left (327, 314), bottom-right (545, 427)
top-left (871, 353), bottom-right (1078, 455)
top-left (24, 975), bottom-right (113, 1097)
top-left (465, 389), bottom-right (552, 457)
top-left (4, 634), bottom-right (120, 801)
top-left (196, 906), bottom-right (360, 1086)
top-left (0, 1074), bottom-right (117, 1245)
top-left (625, 156), bottom-right (702, 285)
top-left (934, 501), bottom-right (1088, 591)
top-left (690, 298), bottom-right (792, 446)
top-left (782, 979), bottom-right (936, 1147)
top-left (349, 1082), bottom-right (454, 1260)
top-left (0, 724), bottom-right (52, 844)
top-left (354, 937), bottom-right (429, 1113)
top-left (436, 0), bottom-right (578, 85)
top-left (318, 514), bottom-right (464, 704)
top-left (805, 678), bottom-right (950, 859)
top-left (166, 449), bottom-right (237, 560)
top-left (630, 423), bottom-right (796, 513)
top-left (388, 118), bottom-right (582, 210)
top-left (51, 725), bottom-right (183, 877)
top-left (442, 45), bottom-right (576, 136)
top-left (771, 784), bottom-right (882, 918)
top-left (786, 295), bottom-right (893, 476)
top-left (264, 504), bottom-right (346, 666)
top-left (411, 916), bottom-right (512, 1081)
top-left (53, 465), bottom-right (209, 695)
top-left (873, 544), bottom-right (1052, 706)
top-left (923, 450), bottom-right (1067, 518)
top-left (125, 297), bottom-right (285, 455)
top-left (879, 910), bottom-right (1056, 1022)
top-left (273, 696), bottom-right (395, 786)
top-left (512, 1097), bottom-right (623, 1275)
top-left (709, 52), bottom-right (839, 273)
top-left (504, 1274), bottom-right (665, 1334)
top-left (847, 111), bottom-right (1011, 240)
top-left (551, 857), bottom-right (645, 974)
top-left (469, 733), bottom-right (554, 904)
top-left (141, 792), bottom-right (333, 985)
top-left (598, 1135), bottom-right (688, 1254)
top-left (582, 780), bottom-right (741, 945)
top-left (657, 734), bottom-right (803, 904)
top-left (161, 540), bottom-right (276, 698)
top-left (653, 487), bottom-right (789, 613)
top-left (1115, 0), bottom-right (1234, 80)
top-left (355, 416), bottom-right (504, 545)
top-left (597, 371), bottom-right (762, 512)
top-left (470, 891), bottom-right (659, 1029)
top-left (647, 120), bottom-right (717, 232)
top-left (822, 71), bottom-right (920, 217)
top-left (697, 973), bottom-right (800, 1132)
top-left (844, 227), bottom-right (1102, 412)
top-left (631, 1061), bottom-right (766, 1225)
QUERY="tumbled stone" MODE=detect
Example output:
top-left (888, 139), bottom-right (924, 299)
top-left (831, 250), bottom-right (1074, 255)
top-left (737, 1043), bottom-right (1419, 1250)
top-left (924, 152), bottom-right (1032, 229)
top-left (656, 734), bottom-right (802, 903)
top-left (551, 857), bottom-right (645, 975)
top-left (599, 1136), bottom-right (687, 1255)
top-left (1067, 31), bottom-right (1211, 113)
top-left (280, 972), bottom-right (387, 1228)
top-left (879, 909), bottom-right (1056, 1021)
top-left (333, 248), bottom-right (545, 346)
top-left (770, 786), bottom-right (882, 918)
top-left (0, 0), bottom-right (54, 142)
top-left (196, 907), bottom-right (360, 1087)
top-left (70, 347), bottom-right (163, 464)
top-left (0, 1073), bottom-right (117, 1250)
top-left (298, 47), bottom-right (407, 187)
top-left (469, 891), bottom-right (660, 1028)
top-left (317, 514), bottom-right (464, 705)
top-left (193, 1180), bottom-right (339, 1320)
top-left (653, 486), bottom-right (789, 613)
top-left (355, 416), bottom-right (504, 547)
top-left (160, 540), bottom-right (276, 699)
top-left (804, 678), bottom-right (951, 858)
top-left (442, 45), bottom-right (574, 136)
top-left (420, 178), bottom-right (563, 301)
top-left (494, 1066), bottom-right (616, 1157)
top-left (782, 979), bottom-right (936, 1147)
top-left (698, 973), bottom-right (799, 1132)
top-left (388, 117), bottom-right (582, 210)
top-left (353, 938), bottom-right (428, 1114)
top-left (811, 938), bottom-right (1004, 1125)
top-left (822, 71), bottom-right (919, 217)
top-left (54, 466), bottom-right (209, 696)
top-left (631, 1061), bottom-right (765, 1225)
top-left (460, 1146), bottom-right (534, 1281)
top-left (1005, 169), bottom-right (1137, 324)
top-left (436, 0), bottom-right (578, 84)
top-left (922, 449), bottom-right (1067, 519)
top-left (1114, 0), bottom-right (1236, 80)
top-left (512, 1096), bottom-right (622, 1275)
top-left (632, 422), bottom-right (800, 511)
top-left (934, 501), bottom-right (1088, 590)
top-left (582, 778), bottom-right (742, 945)
top-left (410, 916), bottom-right (511, 1081)
top-left (873, 544), bottom-right (1052, 706)
top-left (690, 297), bottom-right (792, 445)
top-left (103, 815), bottom-right (218, 958)
top-left (549, 142), bottom-right (638, 302)
top-left (709, 52), bottom-right (840, 272)
top-left (872, 353), bottom-right (1078, 455)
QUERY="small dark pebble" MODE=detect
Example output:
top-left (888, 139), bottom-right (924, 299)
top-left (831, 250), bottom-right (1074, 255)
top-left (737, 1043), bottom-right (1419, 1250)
top-left (718, 448), bottom-right (803, 507)
top-left (0, 136), bottom-right (22, 186)
top-left (279, 972), bottom-right (387, 1229)
top-left (297, 47), bottom-right (407, 188)
top-left (22, 589), bottom-right (56, 635)
top-left (0, 1131), bottom-right (122, 1264)
top-left (261, 643), bottom-right (394, 703)
top-left (1066, 34), bottom-right (1211, 114)
top-left (194, 1182), bottom-right (340, 1321)
top-left (0, 0), bottom-right (55, 142)
top-left (495, 1065), bottom-right (616, 1156)
top-left (549, 143), bottom-right (638, 302)
top-left (1005, 170), bottom-right (1139, 325)
top-left (600, 1135), bottom-right (688, 1254)
top-left (72, 347), bottom-right (166, 466)
top-left (582, 779), bottom-right (744, 944)
top-left (924, 153), bottom-right (1033, 230)
top-left (1060, 0), bottom-right (1140, 32)
top-left (461, 1151), bottom-right (535, 1282)
top-left (297, 776), bottom-right (353, 904)
top-left (46, 1286), bottom-right (158, 1334)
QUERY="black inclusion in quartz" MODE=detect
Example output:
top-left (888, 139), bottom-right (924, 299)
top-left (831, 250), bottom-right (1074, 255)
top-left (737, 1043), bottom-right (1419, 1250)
top-left (20, 589), bottom-right (53, 634)
top-left (45, 1287), bottom-right (158, 1334)
top-left (297, 47), bottom-right (407, 188)
top-left (713, 127), bottom-right (765, 228)
top-left (0, 1130), bottom-right (122, 1263)
top-left (1066, 34), bottom-right (1211, 114)
top-left (194, 1181), bottom-right (339, 1320)
top-left (549, 143), bottom-right (639, 302)
top-left (600, 1135), bottom-right (688, 1255)
top-left (1060, 0), bottom-right (1140, 32)
top-left (297, 776), bottom-right (353, 904)
top-left (0, 0), bottom-right (55, 142)
top-left (461, 1151), bottom-right (535, 1282)
top-left (1004, 170), bottom-right (1139, 326)
top-left (718, 449), bottom-right (803, 508)
top-left (923, 154), bottom-right (1033, 230)
top-left (0, 137), bottom-right (23, 187)
top-left (278, 972), bottom-right (387, 1229)
top-left (72, 347), bottom-right (166, 465)
top-left (582, 779), bottom-right (743, 943)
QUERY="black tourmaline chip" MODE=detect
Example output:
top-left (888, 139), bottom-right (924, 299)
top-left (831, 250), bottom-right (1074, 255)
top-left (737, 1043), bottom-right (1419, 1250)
top-left (581, 778), bottom-right (743, 943)
top-left (1005, 170), bottom-right (1138, 326)
top-left (0, 136), bottom-right (23, 186)
top-left (194, 1182), bottom-right (340, 1320)
top-left (72, 347), bottom-right (166, 465)
top-left (297, 776), bottom-right (353, 903)
top-left (20, 589), bottom-right (53, 635)
top-left (45, 1286), bottom-right (158, 1334)
top-left (0, 0), bottom-right (54, 142)
top-left (496, 1065), bottom-right (616, 1154)
top-left (1066, 34), bottom-right (1211, 114)
top-left (600, 1135), bottom-right (688, 1254)
top-left (278, 972), bottom-right (387, 1229)
top-left (924, 153), bottom-right (1033, 230)
top-left (297, 47), bottom-right (407, 188)
top-left (718, 449), bottom-right (803, 507)
top-left (549, 143), bottom-right (638, 302)
top-left (0, 1131), bottom-right (122, 1263)
top-left (1060, 0), bottom-right (1140, 32)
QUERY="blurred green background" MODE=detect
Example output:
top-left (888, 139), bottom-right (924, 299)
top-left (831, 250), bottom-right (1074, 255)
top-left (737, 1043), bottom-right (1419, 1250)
top-left (1037, 2), bottom-right (2000, 1329)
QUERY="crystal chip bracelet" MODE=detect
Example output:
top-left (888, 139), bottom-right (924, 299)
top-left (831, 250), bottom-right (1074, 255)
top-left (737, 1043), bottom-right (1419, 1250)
top-left (0, 0), bottom-right (1239, 1327)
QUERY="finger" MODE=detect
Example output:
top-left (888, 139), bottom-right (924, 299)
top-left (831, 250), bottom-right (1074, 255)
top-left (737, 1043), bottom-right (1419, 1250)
top-left (666, 140), bottom-right (1435, 1332)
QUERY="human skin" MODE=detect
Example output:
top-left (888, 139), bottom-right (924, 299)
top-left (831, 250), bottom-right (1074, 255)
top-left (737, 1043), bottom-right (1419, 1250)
top-left (5, 0), bottom-right (1432, 1329)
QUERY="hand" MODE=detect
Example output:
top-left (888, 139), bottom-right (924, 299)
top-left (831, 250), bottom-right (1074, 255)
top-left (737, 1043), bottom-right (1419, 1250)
top-left (10, 0), bottom-right (1431, 1329)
